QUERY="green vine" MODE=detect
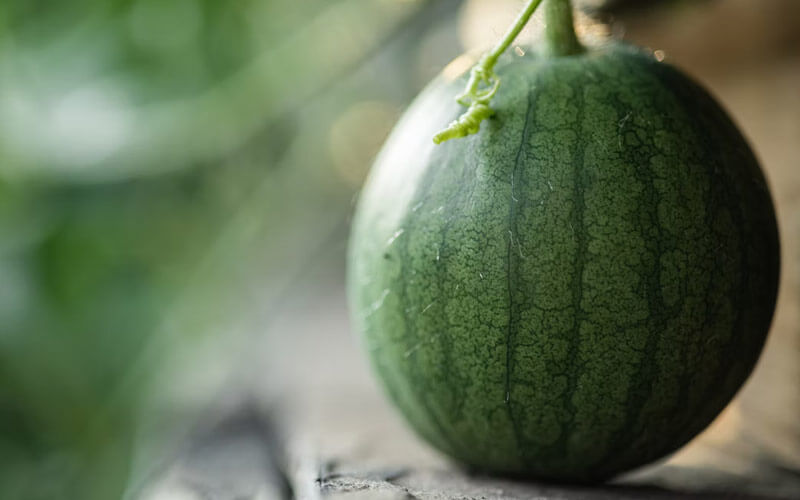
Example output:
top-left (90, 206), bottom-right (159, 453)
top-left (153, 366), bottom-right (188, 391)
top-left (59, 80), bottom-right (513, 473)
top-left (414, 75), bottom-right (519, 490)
top-left (433, 0), bottom-right (582, 144)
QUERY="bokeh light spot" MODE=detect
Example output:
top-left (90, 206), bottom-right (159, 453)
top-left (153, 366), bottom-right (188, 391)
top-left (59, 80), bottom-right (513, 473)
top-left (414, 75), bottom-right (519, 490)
top-left (329, 101), bottom-right (400, 187)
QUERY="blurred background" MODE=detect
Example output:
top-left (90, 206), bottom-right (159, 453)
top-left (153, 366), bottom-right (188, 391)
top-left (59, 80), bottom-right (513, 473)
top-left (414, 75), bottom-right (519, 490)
top-left (0, 0), bottom-right (797, 498)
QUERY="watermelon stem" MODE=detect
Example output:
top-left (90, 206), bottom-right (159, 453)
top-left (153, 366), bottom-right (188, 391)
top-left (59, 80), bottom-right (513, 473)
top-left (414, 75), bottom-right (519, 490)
top-left (433, 0), bottom-right (583, 144)
top-left (544, 0), bottom-right (584, 57)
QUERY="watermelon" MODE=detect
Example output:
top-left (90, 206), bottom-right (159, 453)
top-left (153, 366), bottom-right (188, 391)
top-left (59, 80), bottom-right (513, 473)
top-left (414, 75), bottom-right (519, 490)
top-left (347, 42), bottom-right (780, 481)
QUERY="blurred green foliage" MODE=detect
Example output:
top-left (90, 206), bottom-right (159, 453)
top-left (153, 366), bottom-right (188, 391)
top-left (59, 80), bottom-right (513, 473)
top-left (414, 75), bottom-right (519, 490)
top-left (0, 0), bottom-right (466, 497)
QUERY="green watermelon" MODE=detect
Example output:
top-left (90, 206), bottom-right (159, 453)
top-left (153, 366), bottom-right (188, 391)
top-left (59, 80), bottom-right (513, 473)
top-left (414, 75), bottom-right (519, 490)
top-left (347, 42), bottom-right (779, 481)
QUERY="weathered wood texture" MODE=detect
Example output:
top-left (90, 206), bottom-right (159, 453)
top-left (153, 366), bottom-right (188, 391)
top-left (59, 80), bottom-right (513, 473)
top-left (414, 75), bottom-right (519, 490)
top-left (137, 410), bottom-right (290, 500)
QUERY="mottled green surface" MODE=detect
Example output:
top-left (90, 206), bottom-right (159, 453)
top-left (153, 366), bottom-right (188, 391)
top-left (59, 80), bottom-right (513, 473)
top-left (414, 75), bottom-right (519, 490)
top-left (347, 44), bottom-right (779, 481)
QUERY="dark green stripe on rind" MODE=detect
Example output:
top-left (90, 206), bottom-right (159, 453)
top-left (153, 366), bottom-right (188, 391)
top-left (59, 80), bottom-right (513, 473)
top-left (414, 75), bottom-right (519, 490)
top-left (348, 43), bottom-right (779, 481)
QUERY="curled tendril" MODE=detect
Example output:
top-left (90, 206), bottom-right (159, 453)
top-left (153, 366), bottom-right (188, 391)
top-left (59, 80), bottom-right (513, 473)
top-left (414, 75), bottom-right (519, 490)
top-left (433, 0), bottom-right (551, 144)
top-left (433, 102), bottom-right (494, 145)
top-left (456, 63), bottom-right (500, 105)
top-left (434, 60), bottom-right (501, 144)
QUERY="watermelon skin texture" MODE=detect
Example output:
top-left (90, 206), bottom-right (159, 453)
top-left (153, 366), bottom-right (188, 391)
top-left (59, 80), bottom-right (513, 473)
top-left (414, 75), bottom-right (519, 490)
top-left (347, 43), bottom-right (779, 481)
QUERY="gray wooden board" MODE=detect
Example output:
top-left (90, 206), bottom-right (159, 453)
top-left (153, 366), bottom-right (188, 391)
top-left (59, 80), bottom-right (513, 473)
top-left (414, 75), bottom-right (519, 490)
top-left (138, 403), bottom-right (800, 500)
